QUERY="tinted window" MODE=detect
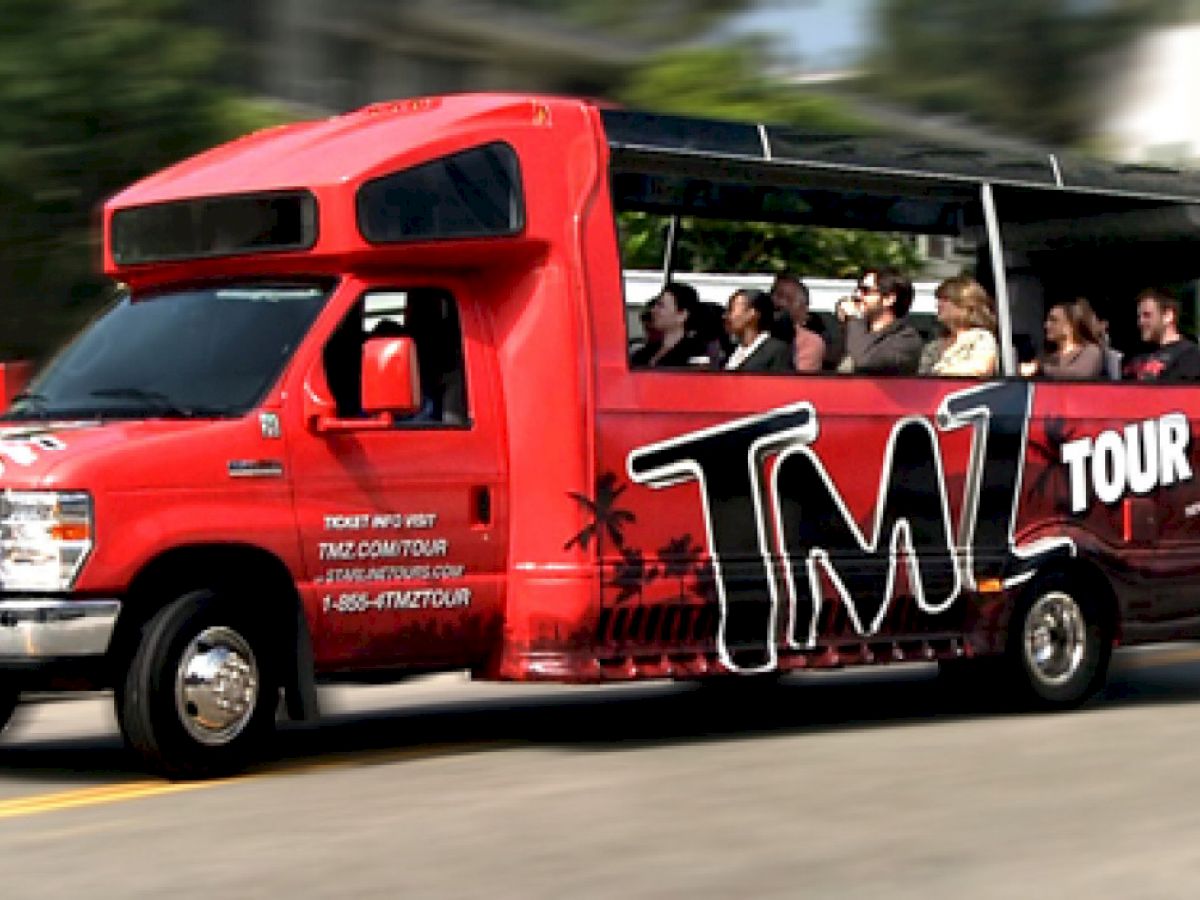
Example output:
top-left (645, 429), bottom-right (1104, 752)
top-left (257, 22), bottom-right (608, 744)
top-left (6, 283), bottom-right (330, 420)
top-left (997, 185), bottom-right (1200, 382)
top-left (111, 192), bottom-right (317, 264)
top-left (614, 163), bottom-right (987, 376)
top-left (324, 289), bottom-right (468, 426)
top-left (357, 143), bottom-right (524, 243)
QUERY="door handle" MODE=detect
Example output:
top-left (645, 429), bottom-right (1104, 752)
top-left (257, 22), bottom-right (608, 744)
top-left (471, 485), bottom-right (492, 527)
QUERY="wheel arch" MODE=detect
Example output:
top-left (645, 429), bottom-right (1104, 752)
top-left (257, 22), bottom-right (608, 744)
top-left (111, 543), bottom-right (318, 721)
top-left (1022, 555), bottom-right (1121, 646)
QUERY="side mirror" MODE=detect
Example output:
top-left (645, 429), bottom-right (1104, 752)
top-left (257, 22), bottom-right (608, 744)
top-left (362, 336), bottom-right (421, 418)
top-left (302, 357), bottom-right (339, 429)
top-left (302, 337), bottom-right (422, 434)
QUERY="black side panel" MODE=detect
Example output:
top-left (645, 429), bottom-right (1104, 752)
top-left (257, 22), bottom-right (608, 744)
top-left (601, 109), bottom-right (764, 158)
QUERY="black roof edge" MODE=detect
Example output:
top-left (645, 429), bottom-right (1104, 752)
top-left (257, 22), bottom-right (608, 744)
top-left (600, 108), bottom-right (1200, 203)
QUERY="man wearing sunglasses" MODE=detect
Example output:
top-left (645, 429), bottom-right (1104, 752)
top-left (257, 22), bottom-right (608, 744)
top-left (833, 267), bottom-right (923, 375)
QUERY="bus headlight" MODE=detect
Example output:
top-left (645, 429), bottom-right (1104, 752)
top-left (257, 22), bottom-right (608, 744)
top-left (0, 491), bottom-right (93, 591)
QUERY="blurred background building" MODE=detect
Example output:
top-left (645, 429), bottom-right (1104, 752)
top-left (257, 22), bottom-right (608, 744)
top-left (183, 0), bottom-right (1200, 164)
top-left (185, 0), bottom-right (740, 114)
top-left (189, 1), bottom-right (631, 113)
top-left (1100, 16), bottom-right (1200, 163)
top-left (6, 0), bottom-right (1200, 361)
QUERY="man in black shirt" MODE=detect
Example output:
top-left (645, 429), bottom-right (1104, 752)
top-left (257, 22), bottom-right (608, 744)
top-left (1123, 288), bottom-right (1200, 381)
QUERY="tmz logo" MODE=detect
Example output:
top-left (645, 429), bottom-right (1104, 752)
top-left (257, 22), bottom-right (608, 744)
top-left (628, 382), bottom-right (1074, 674)
top-left (1060, 413), bottom-right (1192, 514)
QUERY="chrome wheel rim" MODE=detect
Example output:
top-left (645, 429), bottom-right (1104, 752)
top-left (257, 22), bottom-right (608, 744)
top-left (175, 626), bottom-right (259, 746)
top-left (1023, 591), bottom-right (1086, 687)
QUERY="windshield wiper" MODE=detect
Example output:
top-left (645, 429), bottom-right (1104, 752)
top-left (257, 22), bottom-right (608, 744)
top-left (10, 389), bottom-right (49, 406)
top-left (87, 388), bottom-right (224, 418)
top-left (4, 390), bottom-right (52, 419)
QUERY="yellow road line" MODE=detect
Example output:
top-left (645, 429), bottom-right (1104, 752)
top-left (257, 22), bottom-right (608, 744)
top-left (0, 778), bottom-right (236, 820)
top-left (2, 649), bottom-right (1199, 823)
top-left (0, 739), bottom-right (510, 822)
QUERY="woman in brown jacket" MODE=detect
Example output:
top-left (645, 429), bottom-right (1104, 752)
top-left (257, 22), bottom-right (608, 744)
top-left (1021, 298), bottom-right (1105, 380)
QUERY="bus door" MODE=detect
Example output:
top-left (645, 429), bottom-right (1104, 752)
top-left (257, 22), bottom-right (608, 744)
top-left (290, 285), bottom-right (507, 669)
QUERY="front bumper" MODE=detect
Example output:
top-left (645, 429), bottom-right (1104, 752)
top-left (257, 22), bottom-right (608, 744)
top-left (0, 598), bottom-right (120, 658)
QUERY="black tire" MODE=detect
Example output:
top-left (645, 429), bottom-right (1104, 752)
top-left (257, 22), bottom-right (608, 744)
top-left (118, 589), bottom-right (278, 779)
top-left (1003, 572), bottom-right (1110, 710)
top-left (0, 686), bottom-right (18, 735)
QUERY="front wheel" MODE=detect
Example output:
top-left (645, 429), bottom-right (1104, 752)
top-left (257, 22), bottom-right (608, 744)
top-left (118, 589), bottom-right (277, 779)
top-left (1006, 574), bottom-right (1109, 710)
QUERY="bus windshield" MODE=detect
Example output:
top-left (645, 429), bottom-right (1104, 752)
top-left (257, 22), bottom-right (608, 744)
top-left (4, 283), bottom-right (331, 421)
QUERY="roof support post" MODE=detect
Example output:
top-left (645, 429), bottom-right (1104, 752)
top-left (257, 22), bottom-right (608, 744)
top-left (981, 182), bottom-right (1015, 375)
top-left (661, 214), bottom-right (680, 287)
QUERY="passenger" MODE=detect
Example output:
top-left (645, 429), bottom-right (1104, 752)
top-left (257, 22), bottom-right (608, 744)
top-left (690, 300), bottom-right (733, 368)
top-left (1019, 298), bottom-right (1104, 380)
top-left (771, 273), bottom-right (825, 373)
top-left (630, 282), bottom-right (710, 368)
top-left (369, 317), bottom-right (406, 339)
top-left (637, 302), bottom-right (660, 354)
top-left (403, 293), bottom-right (467, 424)
top-left (770, 272), bottom-right (828, 345)
top-left (833, 267), bottom-right (923, 375)
top-left (917, 320), bottom-right (949, 375)
top-left (1123, 288), bottom-right (1200, 381)
top-left (1094, 315), bottom-right (1123, 380)
top-left (723, 289), bottom-right (793, 372)
top-left (930, 277), bottom-right (998, 377)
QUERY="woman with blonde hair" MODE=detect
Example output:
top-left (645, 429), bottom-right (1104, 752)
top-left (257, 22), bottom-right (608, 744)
top-left (930, 276), bottom-right (998, 377)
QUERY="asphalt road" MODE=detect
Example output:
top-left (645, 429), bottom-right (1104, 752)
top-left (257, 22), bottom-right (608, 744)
top-left (2, 646), bottom-right (1200, 898)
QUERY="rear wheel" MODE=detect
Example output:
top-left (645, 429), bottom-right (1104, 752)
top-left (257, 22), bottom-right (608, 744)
top-left (1006, 573), bottom-right (1109, 709)
top-left (118, 589), bottom-right (277, 779)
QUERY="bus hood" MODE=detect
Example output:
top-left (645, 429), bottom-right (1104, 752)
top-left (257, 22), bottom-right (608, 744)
top-left (0, 417), bottom-right (275, 490)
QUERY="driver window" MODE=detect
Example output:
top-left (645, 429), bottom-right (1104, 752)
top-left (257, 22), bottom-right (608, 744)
top-left (323, 288), bottom-right (468, 425)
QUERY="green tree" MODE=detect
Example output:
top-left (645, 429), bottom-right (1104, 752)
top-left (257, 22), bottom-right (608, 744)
top-left (618, 213), bottom-right (919, 276)
top-left (0, 0), bottom-right (289, 361)
top-left (500, 0), bottom-right (755, 43)
top-left (619, 43), bottom-right (863, 131)
top-left (614, 44), bottom-right (919, 276)
top-left (865, 0), bottom-right (1173, 146)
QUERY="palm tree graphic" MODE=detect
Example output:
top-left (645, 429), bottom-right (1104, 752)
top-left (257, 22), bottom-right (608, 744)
top-left (565, 472), bottom-right (639, 611)
top-left (658, 534), bottom-right (702, 603)
top-left (610, 545), bottom-right (658, 605)
top-left (1027, 415), bottom-right (1078, 514)
top-left (689, 556), bottom-right (718, 605)
top-left (564, 472), bottom-right (636, 554)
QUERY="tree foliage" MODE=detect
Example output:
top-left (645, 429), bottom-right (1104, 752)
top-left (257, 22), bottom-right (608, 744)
top-left (618, 213), bottom-right (920, 276)
top-left (0, 0), bottom-right (289, 360)
top-left (865, 0), bottom-right (1174, 147)
top-left (499, 0), bottom-right (754, 43)
top-left (618, 43), bottom-right (864, 132)
top-left (615, 45), bottom-right (920, 277)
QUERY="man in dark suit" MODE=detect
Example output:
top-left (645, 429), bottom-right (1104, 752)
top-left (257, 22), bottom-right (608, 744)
top-left (723, 289), bottom-right (793, 372)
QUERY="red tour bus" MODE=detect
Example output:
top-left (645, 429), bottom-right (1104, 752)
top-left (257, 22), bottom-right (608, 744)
top-left (2, 93), bottom-right (1200, 776)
